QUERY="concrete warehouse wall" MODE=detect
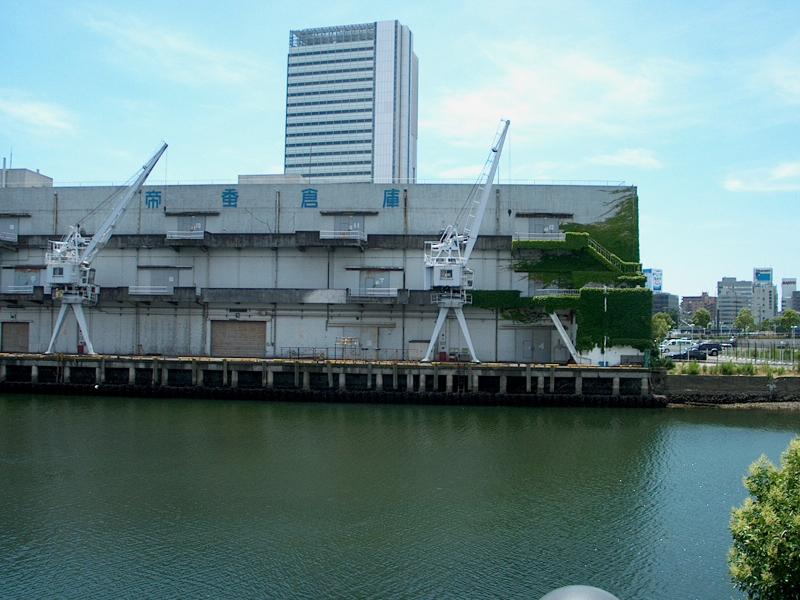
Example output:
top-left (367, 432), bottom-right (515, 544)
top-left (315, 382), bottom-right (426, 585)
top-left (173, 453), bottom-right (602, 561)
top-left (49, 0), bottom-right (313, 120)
top-left (0, 181), bottom-right (636, 361)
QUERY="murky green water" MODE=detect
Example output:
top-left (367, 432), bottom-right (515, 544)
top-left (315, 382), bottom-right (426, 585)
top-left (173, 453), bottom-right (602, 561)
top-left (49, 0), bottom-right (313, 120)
top-left (1, 395), bottom-right (797, 599)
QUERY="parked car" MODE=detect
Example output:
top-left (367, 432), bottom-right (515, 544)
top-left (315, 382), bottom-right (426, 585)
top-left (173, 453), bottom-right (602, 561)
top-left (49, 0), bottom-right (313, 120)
top-left (669, 349), bottom-right (707, 361)
top-left (659, 338), bottom-right (694, 354)
top-left (695, 342), bottom-right (723, 356)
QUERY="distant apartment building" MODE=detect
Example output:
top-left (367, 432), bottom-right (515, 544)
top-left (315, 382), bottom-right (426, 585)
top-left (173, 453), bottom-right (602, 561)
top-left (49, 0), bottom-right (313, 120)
top-left (717, 277), bottom-right (753, 327)
top-left (652, 292), bottom-right (679, 316)
top-left (681, 292), bottom-right (716, 320)
top-left (284, 21), bottom-right (418, 184)
top-left (752, 267), bottom-right (777, 324)
top-left (781, 278), bottom-right (797, 312)
top-left (792, 291), bottom-right (800, 313)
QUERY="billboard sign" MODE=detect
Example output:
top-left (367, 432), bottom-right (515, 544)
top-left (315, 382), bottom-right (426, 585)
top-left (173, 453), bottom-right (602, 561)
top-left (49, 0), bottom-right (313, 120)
top-left (644, 268), bottom-right (663, 292)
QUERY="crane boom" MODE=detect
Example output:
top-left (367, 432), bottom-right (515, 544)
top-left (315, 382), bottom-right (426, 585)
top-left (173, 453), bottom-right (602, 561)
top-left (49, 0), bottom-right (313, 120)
top-left (81, 143), bottom-right (167, 265)
top-left (462, 120), bottom-right (509, 262)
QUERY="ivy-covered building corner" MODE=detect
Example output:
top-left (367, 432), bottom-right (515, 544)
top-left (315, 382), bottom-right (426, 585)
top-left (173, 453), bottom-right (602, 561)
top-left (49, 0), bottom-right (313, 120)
top-left (473, 187), bottom-right (651, 366)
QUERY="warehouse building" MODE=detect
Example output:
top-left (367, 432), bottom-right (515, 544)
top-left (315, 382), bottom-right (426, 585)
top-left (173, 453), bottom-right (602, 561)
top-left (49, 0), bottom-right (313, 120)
top-left (0, 180), bottom-right (645, 364)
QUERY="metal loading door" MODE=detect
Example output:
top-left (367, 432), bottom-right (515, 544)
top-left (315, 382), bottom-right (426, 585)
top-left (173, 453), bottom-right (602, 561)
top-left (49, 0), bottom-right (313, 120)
top-left (2, 322), bottom-right (29, 352)
top-left (210, 321), bottom-right (267, 358)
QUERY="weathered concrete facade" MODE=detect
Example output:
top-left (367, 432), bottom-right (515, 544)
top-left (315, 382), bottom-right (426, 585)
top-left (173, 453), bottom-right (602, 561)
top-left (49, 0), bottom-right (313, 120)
top-left (0, 181), bottom-right (635, 361)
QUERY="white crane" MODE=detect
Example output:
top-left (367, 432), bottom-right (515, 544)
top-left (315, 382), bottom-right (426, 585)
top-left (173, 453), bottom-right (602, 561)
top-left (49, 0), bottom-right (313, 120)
top-left (44, 143), bottom-right (168, 355)
top-left (422, 120), bottom-right (510, 363)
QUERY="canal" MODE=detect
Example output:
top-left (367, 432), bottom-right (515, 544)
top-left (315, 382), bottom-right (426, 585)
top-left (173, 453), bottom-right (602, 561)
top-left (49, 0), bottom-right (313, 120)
top-left (1, 395), bottom-right (797, 599)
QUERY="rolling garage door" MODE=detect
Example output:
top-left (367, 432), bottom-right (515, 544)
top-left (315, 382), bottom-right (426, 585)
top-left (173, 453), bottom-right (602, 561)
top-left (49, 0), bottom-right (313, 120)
top-left (2, 322), bottom-right (29, 352)
top-left (210, 320), bottom-right (266, 358)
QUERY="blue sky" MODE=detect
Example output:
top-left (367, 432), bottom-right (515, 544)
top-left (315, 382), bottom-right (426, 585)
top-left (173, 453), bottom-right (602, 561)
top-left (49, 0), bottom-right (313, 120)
top-left (2, 0), bottom-right (799, 298)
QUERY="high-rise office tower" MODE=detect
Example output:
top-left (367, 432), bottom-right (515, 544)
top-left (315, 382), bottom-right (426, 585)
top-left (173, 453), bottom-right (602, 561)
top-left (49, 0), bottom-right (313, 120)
top-left (781, 278), bottom-right (796, 312)
top-left (752, 267), bottom-right (777, 324)
top-left (717, 277), bottom-right (753, 327)
top-left (284, 21), bottom-right (418, 184)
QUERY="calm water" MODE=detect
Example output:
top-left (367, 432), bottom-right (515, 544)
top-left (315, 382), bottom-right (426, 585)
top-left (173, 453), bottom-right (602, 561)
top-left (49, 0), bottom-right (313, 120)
top-left (1, 395), bottom-right (798, 599)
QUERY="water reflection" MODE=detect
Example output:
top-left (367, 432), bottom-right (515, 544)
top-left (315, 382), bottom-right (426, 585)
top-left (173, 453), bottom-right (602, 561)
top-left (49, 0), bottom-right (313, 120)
top-left (0, 395), bottom-right (797, 599)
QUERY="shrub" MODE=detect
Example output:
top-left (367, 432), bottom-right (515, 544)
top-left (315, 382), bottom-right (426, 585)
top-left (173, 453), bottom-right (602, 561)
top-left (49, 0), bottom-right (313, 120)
top-left (738, 363), bottom-right (757, 376)
top-left (684, 361), bottom-right (701, 375)
top-left (719, 362), bottom-right (737, 375)
top-left (729, 437), bottom-right (800, 599)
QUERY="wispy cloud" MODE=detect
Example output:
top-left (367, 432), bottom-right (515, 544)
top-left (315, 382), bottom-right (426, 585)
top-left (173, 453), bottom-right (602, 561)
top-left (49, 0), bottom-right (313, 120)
top-left (724, 160), bottom-right (800, 192)
top-left (0, 92), bottom-right (76, 134)
top-left (421, 40), bottom-right (694, 144)
top-left (83, 11), bottom-right (261, 86)
top-left (589, 148), bottom-right (663, 170)
top-left (761, 34), bottom-right (800, 104)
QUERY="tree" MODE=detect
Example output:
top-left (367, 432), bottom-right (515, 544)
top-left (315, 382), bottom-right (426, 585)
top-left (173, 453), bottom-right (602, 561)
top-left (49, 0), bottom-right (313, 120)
top-left (729, 437), bottom-right (800, 599)
top-left (652, 312), bottom-right (673, 343)
top-left (692, 308), bottom-right (712, 330)
top-left (778, 309), bottom-right (800, 333)
top-left (735, 308), bottom-right (756, 333)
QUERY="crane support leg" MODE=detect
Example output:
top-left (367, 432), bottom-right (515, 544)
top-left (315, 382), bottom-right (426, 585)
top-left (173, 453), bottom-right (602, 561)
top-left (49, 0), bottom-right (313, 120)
top-left (454, 307), bottom-right (479, 363)
top-left (549, 312), bottom-right (581, 364)
top-left (45, 302), bottom-right (96, 355)
top-left (422, 307), bottom-right (449, 362)
top-left (45, 303), bottom-right (70, 354)
top-left (72, 303), bottom-right (96, 355)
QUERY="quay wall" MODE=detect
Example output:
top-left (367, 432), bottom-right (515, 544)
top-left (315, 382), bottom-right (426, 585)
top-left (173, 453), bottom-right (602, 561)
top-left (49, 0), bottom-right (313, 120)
top-left (656, 374), bottom-right (800, 404)
top-left (0, 353), bottom-right (658, 406)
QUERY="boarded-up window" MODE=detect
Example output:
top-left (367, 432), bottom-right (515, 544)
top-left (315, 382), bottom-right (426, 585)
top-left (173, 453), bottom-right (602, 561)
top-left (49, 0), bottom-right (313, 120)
top-left (210, 320), bottom-right (266, 358)
top-left (2, 322), bottom-right (29, 352)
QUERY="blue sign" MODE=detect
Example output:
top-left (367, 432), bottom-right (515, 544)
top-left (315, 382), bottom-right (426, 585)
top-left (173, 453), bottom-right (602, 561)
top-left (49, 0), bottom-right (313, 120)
top-left (301, 188), bottom-right (318, 208)
top-left (144, 190), bottom-right (161, 209)
top-left (383, 188), bottom-right (400, 208)
top-left (221, 188), bottom-right (238, 208)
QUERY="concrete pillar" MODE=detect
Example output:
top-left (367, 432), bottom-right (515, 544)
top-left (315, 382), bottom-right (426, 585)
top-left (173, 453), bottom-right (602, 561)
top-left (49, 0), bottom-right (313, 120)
top-left (231, 370), bottom-right (239, 388)
top-left (499, 375), bottom-right (507, 394)
top-left (302, 370), bottom-right (310, 391)
top-left (537, 375), bottom-right (545, 394)
top-left (641, 375), bottom-right (649, 396)
top-left (30, 365), bottom-right (39, 384)
top-left (128, 366), bottom-right (135, 385)
top-left (446, 373), bottom-right (453, 393)
top-left (63, 366), bottom-right (71, 384)
top-left (338, 372), bottom-right (346, 390)
top-left (574, 372), bottom-right (582, 396)
top-left (612, 377), bottom-right (620, 396)
top-left (266, 368), bottom-right (274, 389)
top-left (376, 372), bottom-right (383, 391)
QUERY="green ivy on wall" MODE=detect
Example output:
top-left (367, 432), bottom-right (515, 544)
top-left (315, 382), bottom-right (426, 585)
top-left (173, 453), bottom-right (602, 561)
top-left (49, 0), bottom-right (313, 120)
top-left (561, 188), bottom-right (639, 262)
top-left (470, 288), bottom-right (652, 352)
